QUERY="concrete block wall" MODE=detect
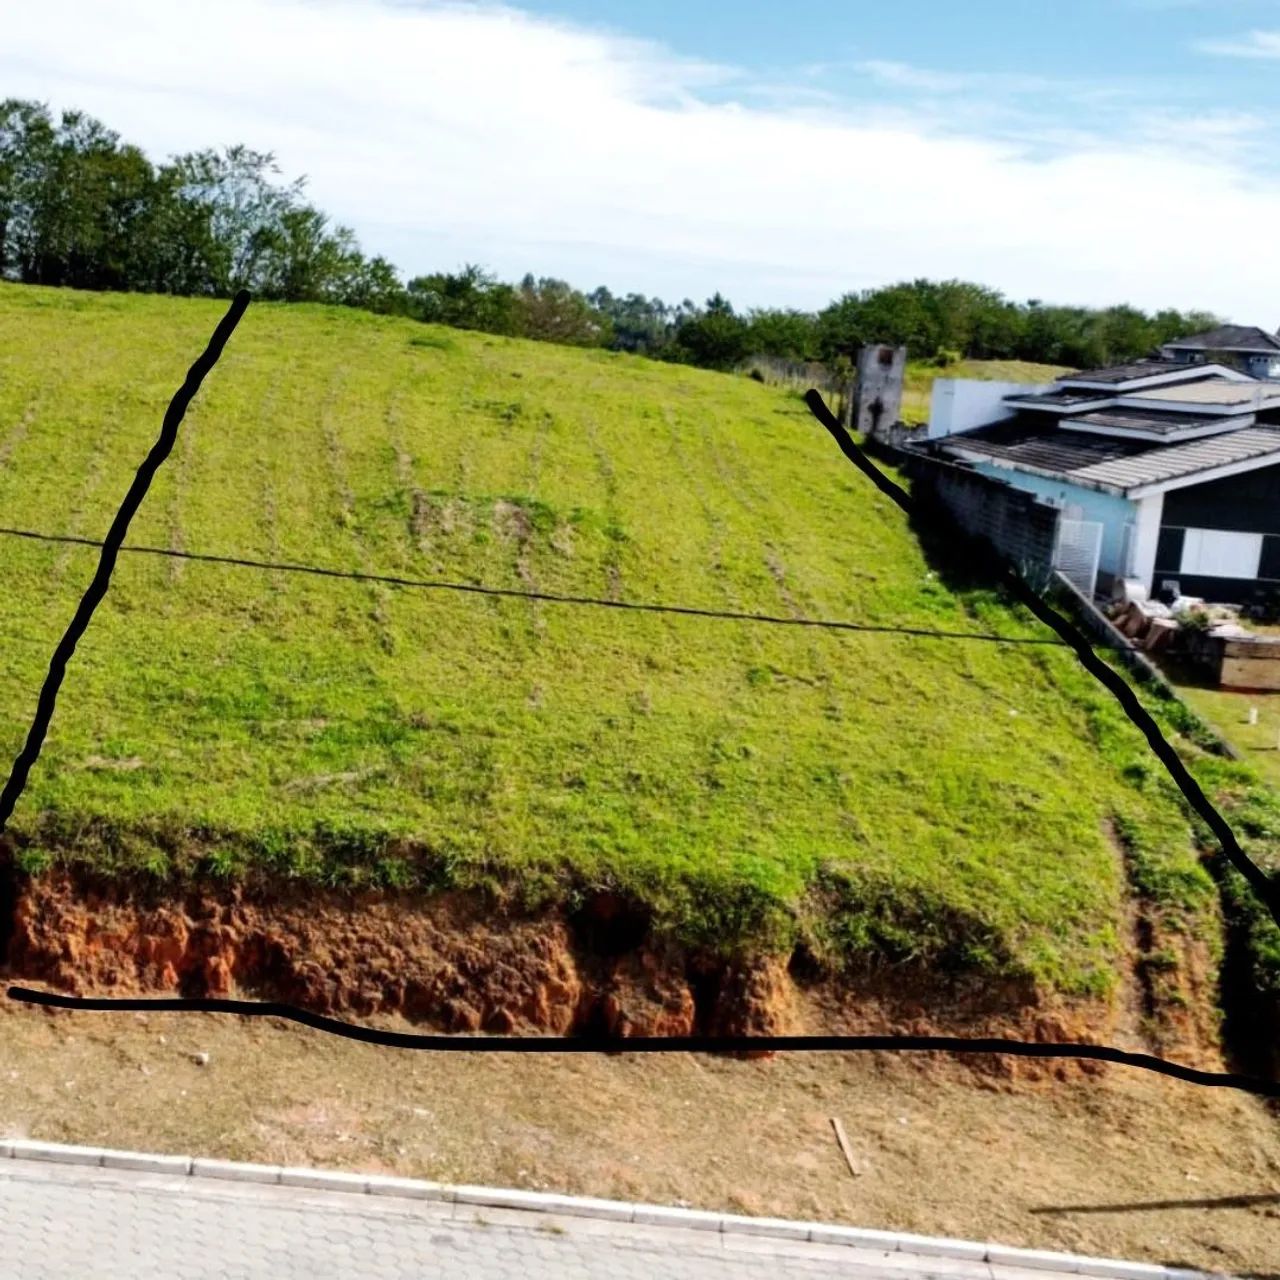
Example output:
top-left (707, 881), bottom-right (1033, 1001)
top-left (909, 453), bottom-right (1060, 585)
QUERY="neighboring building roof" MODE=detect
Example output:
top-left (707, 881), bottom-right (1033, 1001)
top-left (940, 420), bottom-right (1280, 496)
top-left (1163, 325), bottom-right (1280, 355)
top-left (1003, 388), bottom-right (1113, 408)
top-left (1068, 408), bottom-right (1248, 438)
top-left (1049, 360), bottom-right (1252, 394)
top-left (1124, 379), bottom-right (1278, 407)
top-left (1004, 367), bottom-right (1273, 425)
top-left (1057, 360), bottom-right (1180, 385)
top-left (1092, 426), bottom-right (1280, 493)
top-left (942, 420), bottom-right (1142, 479)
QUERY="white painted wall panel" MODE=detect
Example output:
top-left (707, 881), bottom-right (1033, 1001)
top-left (927, 379), bottom-right (1053, 440)
top-left (1179, 528), bottom-right (1263, 578)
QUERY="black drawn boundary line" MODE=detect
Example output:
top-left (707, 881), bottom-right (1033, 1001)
top-left (9, 988), bottom-right (1279, 1097)
top-left (0, 291), bottom-right (251, 831)
top-left (1, 316), bottom-right (1276, 1098)
top-left (0, 525), bottom-right (1062, 647)
top-left (803, 390), bottom-right (1280, 932)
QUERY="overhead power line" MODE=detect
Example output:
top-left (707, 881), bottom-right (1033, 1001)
top-left (0, 525), bottom-right (1062, 648)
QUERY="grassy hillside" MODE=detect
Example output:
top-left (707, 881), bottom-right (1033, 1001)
top-left (0, 284), bottom-right (1220, 995)
top-left (900, 359), bottom-right (1071, 426)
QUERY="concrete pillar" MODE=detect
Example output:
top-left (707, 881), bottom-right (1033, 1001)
top-left (1131, 492), bottom-right (1164, 592)
top-left (853, 345), bottom-right (907, 439)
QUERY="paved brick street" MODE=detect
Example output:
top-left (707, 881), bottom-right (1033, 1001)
top-left (0, 1158), bottom-right (1105, 1279)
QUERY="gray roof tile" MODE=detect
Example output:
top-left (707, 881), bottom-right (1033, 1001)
top-left (1070, 408), bottom-right (1242, 436)
top-left (1058, 360), bottom-right (1183, 385)
top-left (941, 420), bottom-right (1280, 494)
top-left (1163, 325), bottom-right (1280, 355)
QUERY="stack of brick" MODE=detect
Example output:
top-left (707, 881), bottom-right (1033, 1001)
top-left (1111, 599), bottom-right (1179, 651)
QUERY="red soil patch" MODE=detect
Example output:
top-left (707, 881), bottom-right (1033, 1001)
top-left (0, 864), bottom-right (1227, 1081)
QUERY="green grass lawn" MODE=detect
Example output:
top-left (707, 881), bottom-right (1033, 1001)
top-left (1166, 682), bottom-right (1280, 789)
top-left (900, 359), bottom-right (1071, 426)
top-left (0, 285), bottom-right (1224, 996)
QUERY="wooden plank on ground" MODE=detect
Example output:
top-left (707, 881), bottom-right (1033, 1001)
top-left (829, 1116), bottom-right (861, 1179)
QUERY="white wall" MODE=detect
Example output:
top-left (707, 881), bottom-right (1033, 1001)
top-left (1130, 492), bottom-right (1163, 590)
top-left (927, 379), bottom-right (1054, 440)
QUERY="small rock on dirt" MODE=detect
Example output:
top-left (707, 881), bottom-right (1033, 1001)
top-left (191, 1052), bottom-right (210, 1067)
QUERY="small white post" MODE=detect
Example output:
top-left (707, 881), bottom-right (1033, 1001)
top-left (1249, 706), bottom-right (1259, 726)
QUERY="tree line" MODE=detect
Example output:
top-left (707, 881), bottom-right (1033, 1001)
top-left (1, 98), bottom-right (1224, 373)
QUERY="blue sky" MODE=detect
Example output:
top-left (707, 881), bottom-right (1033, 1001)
top-left (530, 0), bottom-right (1265, 83)
top-left (524, 0), bottom-right (1280, 151)
top-left (7, 0), bottom-right (1280, 319)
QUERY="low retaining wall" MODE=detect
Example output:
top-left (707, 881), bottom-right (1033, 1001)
top-left (1184, 630), bottom-right (1280, 692)
top-left (1050, 574), bottom-right (1241, 761)
top-left (1050, 574), bottom-right (1176, 696)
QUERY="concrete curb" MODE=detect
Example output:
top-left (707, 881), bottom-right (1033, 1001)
top-left (0, 1138), bottom-right (1224, 1279)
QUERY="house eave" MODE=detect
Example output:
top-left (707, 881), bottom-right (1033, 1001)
top-left (1065, 413), bottom-right (1256, 443)
top-left (1002, 396), bottom-right (1115, 414)
top-left (1123, 448), bottom-right (1280, 499)
top-left (941, 446), bottom-right (1129, 498)
top-left (1117, 392), bottom-right (1280, 415)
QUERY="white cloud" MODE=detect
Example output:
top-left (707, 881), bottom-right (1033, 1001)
top-left (4, 0), bottom-right (1280, 319)
top-left (1131, 109), bottom-right (1267, 159)
top-left (1196, 28), bottom-right (1280, 58)
top-left (852, 59), bottom-right (1055, 96)
top-left (852, 60), bottom-right (978, 94)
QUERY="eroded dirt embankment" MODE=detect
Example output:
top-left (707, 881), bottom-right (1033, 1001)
top-left (0, 861), bottom-right (1231, 1082)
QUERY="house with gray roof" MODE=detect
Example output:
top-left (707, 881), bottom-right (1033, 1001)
top-left (922, 360), bottom-right (1280, 603)
top-left (1160, 325), bottom-right (1280, 379)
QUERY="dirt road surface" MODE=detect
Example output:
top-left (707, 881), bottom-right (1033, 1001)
top-left (1, 1002), bottom-right (1277, 1277)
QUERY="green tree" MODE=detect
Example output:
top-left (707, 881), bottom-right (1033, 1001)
top-left (743, 308), bottom-right (818, 360)
top-left (0, 94), bottom-right (1241, 374)
top-left (340, 255), bottom-right (405, 313)
top-left (167, 145), bottom-right (304, 294)
top-left (588, 287), bottom-right (675, 354)
top-left (0, 99), bottom-right (55, 276)
top-left (258, 208), bottom-right (392, 305)
top-left (815, 292), bottom-right (867, 362)
top-left (406, 264), bottom-right (522, 334)
top-left (517, 274), bottom-right (612, 346)
top-left (671, 293), bottom-right (750, 369)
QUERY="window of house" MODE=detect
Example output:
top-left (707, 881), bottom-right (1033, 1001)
top-left (1179, 528), bottom-right (1263, 578)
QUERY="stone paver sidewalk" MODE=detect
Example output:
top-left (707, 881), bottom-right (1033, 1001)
top-left (0, 1158), bottom-right (1153, 1278)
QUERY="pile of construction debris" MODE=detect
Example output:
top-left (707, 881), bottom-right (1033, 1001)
top-left (1108, 581), bottom-right (1253, 654)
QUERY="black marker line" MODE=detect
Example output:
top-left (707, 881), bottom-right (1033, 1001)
top-left (4, 329), bottom-right (1273, 1090)
top-left (0, 526), bottom-right (1061, 647)
top-left (0, 292), bottom-right (250, 833)
top-left (9, 987), bottom-right (1277, 1097)
top-left (803, 389), bottom-right (1280, 929)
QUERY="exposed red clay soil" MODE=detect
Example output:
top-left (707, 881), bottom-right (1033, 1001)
top-left (0, 867), bottom-right (1227, 1082)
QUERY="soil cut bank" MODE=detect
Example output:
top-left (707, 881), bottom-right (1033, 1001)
top-left (0, 855), bottom-right (1228, 1084)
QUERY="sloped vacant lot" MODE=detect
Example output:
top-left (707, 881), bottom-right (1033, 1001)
top-left (0, 284), bottom-right (1247, 1025)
